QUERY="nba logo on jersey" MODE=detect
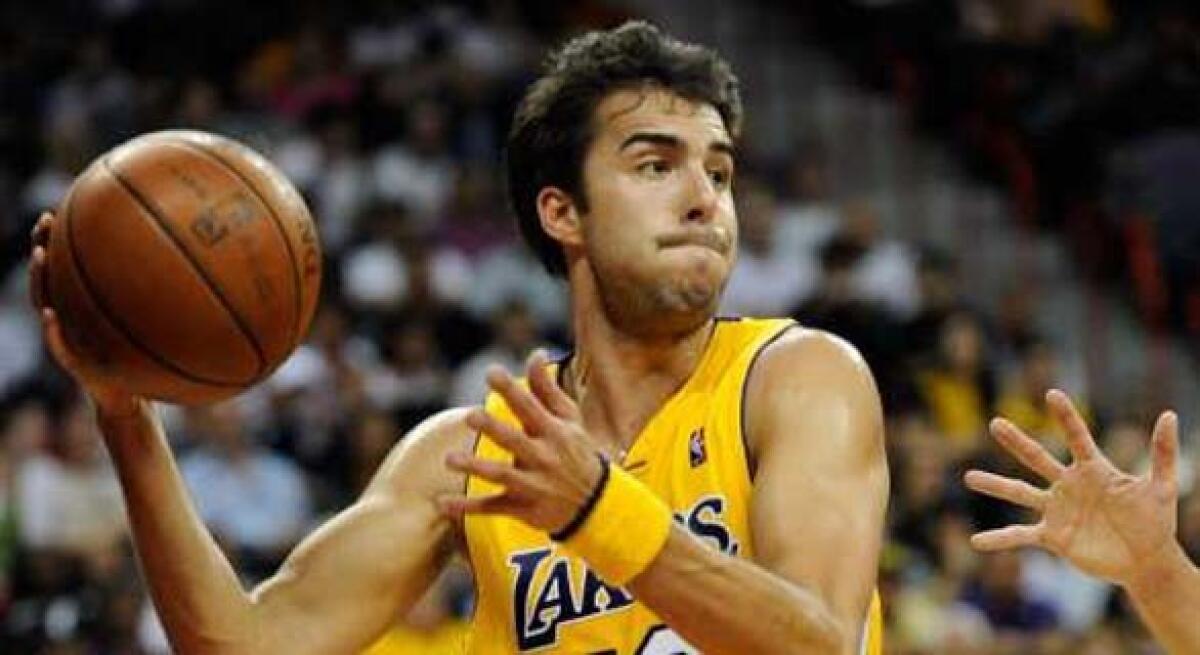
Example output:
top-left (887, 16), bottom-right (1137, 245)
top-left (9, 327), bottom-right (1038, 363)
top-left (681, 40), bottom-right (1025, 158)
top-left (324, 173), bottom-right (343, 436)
top-left (688, 428), bottom-right (707, 468)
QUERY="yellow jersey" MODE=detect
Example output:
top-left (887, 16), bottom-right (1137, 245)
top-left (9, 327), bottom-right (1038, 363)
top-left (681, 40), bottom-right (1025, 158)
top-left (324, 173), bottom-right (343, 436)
top-left (464, 317), bottom-right (883, 654)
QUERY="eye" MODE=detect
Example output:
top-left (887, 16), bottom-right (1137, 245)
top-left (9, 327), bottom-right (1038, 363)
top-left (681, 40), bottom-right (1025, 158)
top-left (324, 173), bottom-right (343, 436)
top-left (637, 160), bottom-right (671, 177)
top-left (708, 168), bottom-right (731, 188)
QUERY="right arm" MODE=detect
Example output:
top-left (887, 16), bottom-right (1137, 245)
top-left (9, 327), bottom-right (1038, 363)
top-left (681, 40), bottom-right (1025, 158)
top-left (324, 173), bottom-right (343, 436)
top-left (965, 389), bottom-right (1200, 655)
top-left (101, 400), bottom-right (471, 654)
top-left (29, 212), bottom-right (473, 654)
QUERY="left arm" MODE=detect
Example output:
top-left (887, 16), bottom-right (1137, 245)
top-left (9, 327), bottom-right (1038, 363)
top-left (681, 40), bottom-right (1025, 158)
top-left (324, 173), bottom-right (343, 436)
top-left (628, 329), bottom-right (889, 654)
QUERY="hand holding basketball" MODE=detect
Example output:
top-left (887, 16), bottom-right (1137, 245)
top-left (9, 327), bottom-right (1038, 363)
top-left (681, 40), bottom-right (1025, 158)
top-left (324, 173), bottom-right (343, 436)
top-left (32, 130), bottom-right (322, 406)
top-left (30, 212), bottom-right (140, 417)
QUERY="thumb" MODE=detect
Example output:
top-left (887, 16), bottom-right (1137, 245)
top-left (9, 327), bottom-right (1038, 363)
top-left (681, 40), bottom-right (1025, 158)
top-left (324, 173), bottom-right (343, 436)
top-left (1149, 410), bottom-right (1179, 493)
top-left (41, 307), bottom-right (87, 377)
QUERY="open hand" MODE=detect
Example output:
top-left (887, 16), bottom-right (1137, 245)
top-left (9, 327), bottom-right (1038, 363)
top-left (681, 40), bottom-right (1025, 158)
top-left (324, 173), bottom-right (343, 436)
top-left (439, 351), bottom-right (606, 535)
top-left (964, 389), bottom-right (1180, 589)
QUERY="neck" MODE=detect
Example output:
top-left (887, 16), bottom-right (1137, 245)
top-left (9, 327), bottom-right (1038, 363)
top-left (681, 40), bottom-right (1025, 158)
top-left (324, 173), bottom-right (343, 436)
top-left (565, 266), bottom-right (715, 455)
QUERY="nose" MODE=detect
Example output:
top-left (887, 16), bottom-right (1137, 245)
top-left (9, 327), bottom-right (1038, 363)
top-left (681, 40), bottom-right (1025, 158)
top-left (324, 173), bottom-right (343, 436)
top-left (683, 165), bottom-right (719, 223)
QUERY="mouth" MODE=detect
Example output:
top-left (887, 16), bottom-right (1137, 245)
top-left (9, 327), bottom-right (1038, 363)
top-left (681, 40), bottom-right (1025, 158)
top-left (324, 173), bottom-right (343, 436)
top-left (656, 229), bottom-right (731, 255)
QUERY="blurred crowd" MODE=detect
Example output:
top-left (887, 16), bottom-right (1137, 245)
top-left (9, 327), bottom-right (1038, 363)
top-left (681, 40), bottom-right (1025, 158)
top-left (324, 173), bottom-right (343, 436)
top-left (799, 0), bottom-right (1200, 359)
top-left (0, 1), bottom-right (1196, 654)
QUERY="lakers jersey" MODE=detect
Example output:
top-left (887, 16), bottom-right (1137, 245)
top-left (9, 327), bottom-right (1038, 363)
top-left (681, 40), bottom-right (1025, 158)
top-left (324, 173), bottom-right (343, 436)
top-left (464, 318), bottom-right (883, 654)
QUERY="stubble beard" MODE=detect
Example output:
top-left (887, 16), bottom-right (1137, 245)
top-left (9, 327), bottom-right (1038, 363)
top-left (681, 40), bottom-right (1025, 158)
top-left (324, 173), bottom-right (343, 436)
top-left (592, 263), bottom-right (722, 339)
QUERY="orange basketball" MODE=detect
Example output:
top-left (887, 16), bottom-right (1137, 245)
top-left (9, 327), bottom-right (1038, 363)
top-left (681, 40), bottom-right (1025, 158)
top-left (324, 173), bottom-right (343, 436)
top-left (43, 130), bottom-right (322, 405)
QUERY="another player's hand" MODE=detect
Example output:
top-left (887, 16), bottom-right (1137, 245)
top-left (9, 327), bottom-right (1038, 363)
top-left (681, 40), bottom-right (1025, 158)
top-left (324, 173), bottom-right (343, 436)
top-left (29, 212), bottom-right (141, 417)
top-left (439, 351), bottom-right (606, 535)
top-left (964, 389), bottom-right (1180, 589)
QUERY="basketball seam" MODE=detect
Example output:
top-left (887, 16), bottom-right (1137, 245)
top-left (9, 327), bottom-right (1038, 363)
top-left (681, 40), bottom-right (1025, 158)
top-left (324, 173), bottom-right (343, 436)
top-left (62, 172), bottom-right (243, 389)
top-left (172, 138), bottom-right (303, 355)
top-left (101, 156), bottom-right (266, 382)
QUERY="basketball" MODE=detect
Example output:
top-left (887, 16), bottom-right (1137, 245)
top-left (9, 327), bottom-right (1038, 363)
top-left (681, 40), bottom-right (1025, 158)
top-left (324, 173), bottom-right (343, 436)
top-left (43, 130), bottom-right (322, 405)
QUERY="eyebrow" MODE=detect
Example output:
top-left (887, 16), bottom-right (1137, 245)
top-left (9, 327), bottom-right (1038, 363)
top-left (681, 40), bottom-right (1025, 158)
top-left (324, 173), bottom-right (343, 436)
top-left (619, 131), bottom-right (737, 160)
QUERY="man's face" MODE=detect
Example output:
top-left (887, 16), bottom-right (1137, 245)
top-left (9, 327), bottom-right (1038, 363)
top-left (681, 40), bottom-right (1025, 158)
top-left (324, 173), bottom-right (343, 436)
top-left (575, 87), bottom-right (737, 336)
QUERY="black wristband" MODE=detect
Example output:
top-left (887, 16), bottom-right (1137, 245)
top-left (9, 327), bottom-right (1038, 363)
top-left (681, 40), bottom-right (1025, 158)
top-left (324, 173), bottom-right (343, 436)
top-left (551, 453), bottom-right (611, 542)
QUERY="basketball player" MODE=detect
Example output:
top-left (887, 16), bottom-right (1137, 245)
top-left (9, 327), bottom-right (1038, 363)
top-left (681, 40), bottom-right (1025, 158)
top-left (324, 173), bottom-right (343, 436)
top-left (29, 22), bottom-right (887, 654)
top-left (966, 389), bottom-right (1200, 654)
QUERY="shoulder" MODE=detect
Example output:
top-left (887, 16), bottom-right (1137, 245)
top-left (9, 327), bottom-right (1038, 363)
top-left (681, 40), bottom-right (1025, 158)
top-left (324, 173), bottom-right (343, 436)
top-left (750, 326), bottom-right (874, 390)
top-left (744, 328), bottom-right (882, 459)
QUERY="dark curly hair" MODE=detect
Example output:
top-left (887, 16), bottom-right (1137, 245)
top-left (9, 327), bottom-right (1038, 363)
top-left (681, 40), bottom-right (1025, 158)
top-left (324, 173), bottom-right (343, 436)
top-left (505, 21), bottom-right (742, 277)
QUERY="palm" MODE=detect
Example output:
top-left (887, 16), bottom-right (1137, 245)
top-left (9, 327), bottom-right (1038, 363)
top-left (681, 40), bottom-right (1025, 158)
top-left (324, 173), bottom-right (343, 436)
top-left (1039, 459), bottom-right (1175, 584)
top-left (965, 389), bottom-right (1180, 589)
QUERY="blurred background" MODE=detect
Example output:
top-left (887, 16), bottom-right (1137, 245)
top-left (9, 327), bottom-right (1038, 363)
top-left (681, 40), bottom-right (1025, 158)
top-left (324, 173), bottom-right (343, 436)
top-left (0, 0), bottom-right (1197, 653)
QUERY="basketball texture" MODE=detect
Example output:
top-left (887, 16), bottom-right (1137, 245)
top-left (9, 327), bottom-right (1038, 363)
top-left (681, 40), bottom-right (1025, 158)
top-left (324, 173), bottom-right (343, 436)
top-left (44, 130), bottom-right (322, 405)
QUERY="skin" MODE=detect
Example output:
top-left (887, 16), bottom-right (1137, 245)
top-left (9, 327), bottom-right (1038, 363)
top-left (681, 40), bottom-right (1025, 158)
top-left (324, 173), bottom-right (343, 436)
top-left (28, 87), bottom-right (886, 654)
top-left (966, 389), bottom-right (1200, 655)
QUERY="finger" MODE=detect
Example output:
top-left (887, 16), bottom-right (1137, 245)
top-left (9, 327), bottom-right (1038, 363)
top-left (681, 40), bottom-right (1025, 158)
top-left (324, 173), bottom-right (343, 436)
top-left (464, 407), bottom-right (539, 463)
top-left (445, 451), bottom-right (532, 489)
top-left (964, 469), bottom-right (1047, 511)
top-left (1046, 389), bottom-right (1101, 462)
top-left (40, 308), bottom-right (82, 373)
top-left (30, 212), bottom-right (52, 247)
top-left (29, 245), bottom-right (47, 311)
top-left (486, 365), bottom-right (557, 436)
top-left (526, 350), bottom-right (578, 420)
top-left (1150, 410), bottom-right (1179, 489)
top-left (969, 524), bottom-right (1043, 552)
top-left (436, 492), bottom-right (516, 519)
top-left (991, 418), bottom-right (1065, 482)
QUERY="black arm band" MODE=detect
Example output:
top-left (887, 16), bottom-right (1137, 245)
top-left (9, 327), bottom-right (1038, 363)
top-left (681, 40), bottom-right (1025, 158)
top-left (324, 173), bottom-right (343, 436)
top-left (551, 453), bottom-right (611, 542)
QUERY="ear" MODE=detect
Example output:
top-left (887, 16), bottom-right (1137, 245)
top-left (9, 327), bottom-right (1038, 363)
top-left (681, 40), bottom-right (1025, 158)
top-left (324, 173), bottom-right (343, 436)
top-left (535, 186), bottom-right (584, 249)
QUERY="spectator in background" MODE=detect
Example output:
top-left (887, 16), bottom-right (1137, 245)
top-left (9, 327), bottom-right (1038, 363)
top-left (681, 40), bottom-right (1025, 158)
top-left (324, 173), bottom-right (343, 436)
top-left (0, 267), bottom-right (41, 397)
top-left (179, 400), bottom-right (311, 579)
top-left (270, 27), bottom-right (357, 121)
top-left (363, 318), bottom-right (449, 430)
top-left (996, 340), bottom-right (1089, 449)
top-left (372, 97), bottom-right (459, 228)
top-left (0, 392), bottom-right (39, 607)
top-left (274, 110), bottom-right (373, 257)
top-left (42, 34), bottom-right (134, 153)
top-left (21, 123), bottom-right (90, 221)
top-left (15, 396), bottom-right (125, 557)
top-left (993, 284), bottom-right (1042, 366)
top-left (960, 550), bottom-right (1060, 645)
top-left (174, 78), bottom-right (227, 134)
top-left (341, 201), bottom-right (473, 325)
top-left (838, 200), bottom-right (921, 320)
top-left (916, 311), bottom-right (997, 455)
top-left (439, 163), bottom-right (514, 259)
top-left (720, 178), bottom-right (817, 317)
top-left (903, 247), bottom-right (965, 362)
top-left (450, 298), bottom-right (541, 407)
top-left (334, 410), bottom-right (400, 505)
top-left (890, 419), bottom-right (961, 568)
top-left (774, 140), bottom-right (840, 259)
top-left (792, 237), bottom-right (905, 404)
top-left (466, 240), bottom-right (568, 336)
top-left (265, 302), bottom-right (372, 479)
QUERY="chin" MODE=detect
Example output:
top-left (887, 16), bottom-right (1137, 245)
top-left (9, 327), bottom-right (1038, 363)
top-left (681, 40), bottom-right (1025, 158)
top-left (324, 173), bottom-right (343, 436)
top-left (652, 276), bottom-right (723, 330)
top-left (670, 278), bottom-right (721, 313)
